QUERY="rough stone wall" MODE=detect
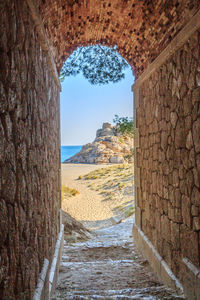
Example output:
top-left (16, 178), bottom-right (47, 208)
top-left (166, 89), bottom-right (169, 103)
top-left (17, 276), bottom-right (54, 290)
top-left (0, 1), bottom-right (61, 299)
top-left (38, 0), bottom-right (200, 76)
top-left (136, 30), bottom-right (200, 298)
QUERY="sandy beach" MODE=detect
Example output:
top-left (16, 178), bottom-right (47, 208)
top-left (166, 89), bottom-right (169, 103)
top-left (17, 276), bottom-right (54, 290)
top-left (61, 163), bottom-right (134, 229)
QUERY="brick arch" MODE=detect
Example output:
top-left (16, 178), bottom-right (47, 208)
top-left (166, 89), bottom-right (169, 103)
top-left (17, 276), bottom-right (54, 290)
top-left (38, 0), bottom-right (199, 77)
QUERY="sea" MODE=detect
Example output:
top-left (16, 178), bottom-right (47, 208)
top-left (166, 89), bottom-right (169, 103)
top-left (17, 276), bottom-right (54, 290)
top-left (61, 145), bottom-right (82, 163)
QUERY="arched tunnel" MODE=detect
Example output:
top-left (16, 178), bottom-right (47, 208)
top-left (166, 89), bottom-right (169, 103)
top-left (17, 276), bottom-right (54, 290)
top-left (0, 0), bottom-right (200, 299)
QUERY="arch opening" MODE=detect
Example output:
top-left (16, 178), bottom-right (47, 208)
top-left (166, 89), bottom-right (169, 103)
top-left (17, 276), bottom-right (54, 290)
top-left (39, 0), bottom-right (200, 76)
top-left (60, 44), bottom-right (135, 229)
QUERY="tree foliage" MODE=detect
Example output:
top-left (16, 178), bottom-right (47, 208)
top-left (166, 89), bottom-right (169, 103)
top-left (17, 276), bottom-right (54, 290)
top-left (113, 115), bottom-right (134, 137)
top-left (60, 44), bottom-right (129, 85)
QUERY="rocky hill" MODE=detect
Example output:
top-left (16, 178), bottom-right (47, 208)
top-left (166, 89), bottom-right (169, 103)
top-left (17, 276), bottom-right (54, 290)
top-left (64, 123), bottom-right (133, 164)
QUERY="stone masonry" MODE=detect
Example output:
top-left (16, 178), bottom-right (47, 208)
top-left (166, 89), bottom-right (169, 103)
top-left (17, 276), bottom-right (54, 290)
top-left (0, 1), bottom-right (61, 298)
top-left (39, 0), bottom-right (200, 77)
top-left (135, 30), bottom-right (200, 299)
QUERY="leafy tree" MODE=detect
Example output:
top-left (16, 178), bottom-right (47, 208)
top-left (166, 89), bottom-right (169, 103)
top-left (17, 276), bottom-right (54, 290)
top-left (60, 44), bottom-right (129, 85)
top-left (113, 115), bottom-right (134, 137)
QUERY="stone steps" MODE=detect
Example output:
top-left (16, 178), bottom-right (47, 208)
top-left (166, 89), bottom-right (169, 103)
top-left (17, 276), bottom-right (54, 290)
top-left (54, 286), bottom-right (183, 299)
top-left (52, 220), bottom-right (184, 300)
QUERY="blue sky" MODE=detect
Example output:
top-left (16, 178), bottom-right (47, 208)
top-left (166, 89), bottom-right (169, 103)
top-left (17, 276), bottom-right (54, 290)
top-left (60, 67), bottom-right (134, 145)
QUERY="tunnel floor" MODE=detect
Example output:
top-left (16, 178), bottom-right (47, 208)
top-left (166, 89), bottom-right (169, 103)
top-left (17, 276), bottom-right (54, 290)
top-left (52, 218), bottom-right (184, 299)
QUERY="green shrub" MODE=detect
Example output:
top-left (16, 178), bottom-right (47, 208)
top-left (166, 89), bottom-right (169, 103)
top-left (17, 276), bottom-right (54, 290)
top-left (113, 115), bottom-right (134, 137)
top-left (118, 137), bottom-right (124, 143)
top-left (124, 148), bottom-right (134, 162)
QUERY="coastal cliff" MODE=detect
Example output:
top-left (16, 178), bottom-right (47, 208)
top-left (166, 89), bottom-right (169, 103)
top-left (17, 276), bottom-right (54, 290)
top-left (64, 123), bottom-right (133, 164)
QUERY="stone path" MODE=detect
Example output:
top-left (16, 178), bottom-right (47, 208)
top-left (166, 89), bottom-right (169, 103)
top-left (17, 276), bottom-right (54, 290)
top-left (53, 219), bottom-right (184, 299)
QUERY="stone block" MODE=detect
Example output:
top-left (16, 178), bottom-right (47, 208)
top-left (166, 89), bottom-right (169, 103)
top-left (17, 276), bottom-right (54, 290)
top-left (180, 225), bottom-right (199, 266)
top-left (180, 83), bottom-right (188, 98)
top-left (170, 111), bottom-right (178, 129)
top-left (191, 87), bottom-right (200, 105)
top-left (172, 169), bottom-right (179, 188)
top-left (1, 165), bottom-right (16, 203)
top-left (186, 130), bottom-right (193, 150)
top-left (168, 202), bottom-right (175, 220)
top-left (179, 179), bottom-right (187, 195)
top-left (191, 205), bottom-right (199, 217)
top-left (197, 154), bottom-right (200, 173)
top-left (162, 160), bottom-right (170, 176)
top-left (173, 208), bottom-right (183, 224)
top-left (162, 199), bottom-right (168, 215)
top-left (161, 131), bottom-right (168, 150)
top-left (178, 164), bottom-right (185, 180)
top-left (192, 118), bottom-right (200, 153)
top-left (162, 239), bottom-right (172, 267)
top-left (183, 95), bottom-right (192, 116)
top-left (161, 215), bottom-right (171, 243)
top-left (180, 148), bottom-right (190, 170)
top-left (174, 188), bottom-right (181, 208)
top-left (191, 186), bottom-right (200, 206)
top-left (193, 217), bottom-right (200, 231)
top-left (188, 149), bottom-right (195, 169)
top-left (182, 195), bottom-right (192, 228)
top-left (170, 221), bottom-right (180, 250)
top-left (184, 115), bottom-right (192, 131)
top-left (193, 168), bottom-right (200, 188)
top-left (175, 120), bottom-right (186, 148)
top-left (186, 169), bottom-right (194, 197)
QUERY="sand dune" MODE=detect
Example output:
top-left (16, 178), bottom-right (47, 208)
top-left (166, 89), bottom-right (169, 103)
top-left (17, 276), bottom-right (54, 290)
top-left (61, 163), bottom-right (134, 229)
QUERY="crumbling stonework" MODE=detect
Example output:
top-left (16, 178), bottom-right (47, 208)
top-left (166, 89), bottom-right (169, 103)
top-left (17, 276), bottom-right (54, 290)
top-left (135, 30), bottom-right (200, 299)
top-left (0, 1), bottom-right (61, 299)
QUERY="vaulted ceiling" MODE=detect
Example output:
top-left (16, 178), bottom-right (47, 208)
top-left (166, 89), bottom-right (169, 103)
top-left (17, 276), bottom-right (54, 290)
top-left (38, 0), bottom-right (200, 77)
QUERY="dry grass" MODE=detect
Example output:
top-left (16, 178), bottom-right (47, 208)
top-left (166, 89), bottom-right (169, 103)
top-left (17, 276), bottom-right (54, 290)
top-left (62, 185), bottom-right (80, 200)
top-left (78, 164), bottom-right (134, 218)
top-left (125, 206), bottom-right (135, 217)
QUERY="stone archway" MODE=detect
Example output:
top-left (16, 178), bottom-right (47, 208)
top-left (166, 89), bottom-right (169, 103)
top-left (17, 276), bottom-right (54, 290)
top-left (0, 1), bottom-right (200, 299)
top-left (38, 0), bottom-right (199, 76)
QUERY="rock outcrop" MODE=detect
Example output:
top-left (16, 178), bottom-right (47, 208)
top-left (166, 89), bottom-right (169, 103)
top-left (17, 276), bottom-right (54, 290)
top-left (64, 123), bottom-right (133, 164)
